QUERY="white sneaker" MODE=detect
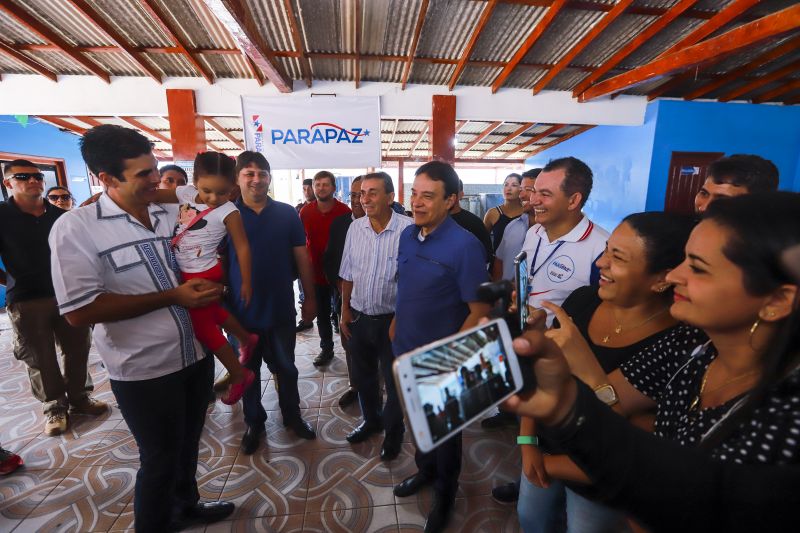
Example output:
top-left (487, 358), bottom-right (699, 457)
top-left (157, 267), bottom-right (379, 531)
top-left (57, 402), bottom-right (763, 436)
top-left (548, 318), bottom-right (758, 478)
top-left (44, 413), bottom-right (68, 436)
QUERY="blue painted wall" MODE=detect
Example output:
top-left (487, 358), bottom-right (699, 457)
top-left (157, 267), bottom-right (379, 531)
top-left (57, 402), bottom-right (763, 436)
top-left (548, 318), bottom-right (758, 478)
top-left (526, 103), bottom-right (658, 233)
top-left (0, 115), bottom-right (91, 203)
top-left (646, 100), bottom-right (800, 211)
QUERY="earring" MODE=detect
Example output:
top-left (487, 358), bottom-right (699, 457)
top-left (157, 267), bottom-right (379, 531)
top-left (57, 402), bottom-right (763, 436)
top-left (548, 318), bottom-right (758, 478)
top-left (749, 318), bottom-right (762, 337)
top-left (656, 285), bottom-right (669, 293)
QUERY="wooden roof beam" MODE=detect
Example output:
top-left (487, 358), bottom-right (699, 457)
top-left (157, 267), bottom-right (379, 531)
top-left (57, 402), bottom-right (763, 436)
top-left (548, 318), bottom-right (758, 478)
top-left (118, 116), bottom-right (171, 145)
top-left (36, 116), bottom-right (87, 135)
top-left (491, 0), bottom-right (568, 93)
top-left (0, 2), bottom-right (110, 83)
top-left (204, 117), bottom-right (245, 150)
top-left (572, 0), bottom-right (699, 98)
top-left (479, 122), bottom-right (535, 157)
top-left (579, 4), bottom-right (800, 102)
top-left (282, 0), bottom-right (312, 87)
top-left (528, 125), bottom-right (595, 156)
top-left (409, 125), bottom-right (429, 155)
top-left (355, 0), bottom-right (362, 88)
top-left (201, 0), bottom-right (292, 92)
top-left (384, 119), bottom-right (400, 158)
top-left (458, 121), bottom-right (503, 156)
top-left (401, 0), bottom-right (430, 90)
top-left (752, 78), bottom-right (800, 104)
top-left (533, 0), bottom-right (634, 94)
top-left (0, 41), bottom-right (58, 81)
top-left (684, 36), bottom-right (800, 100)
top-left (448, 0), bottom-right (498, 90)
top-left (490, 0), bottom-right (736, 20)
top-left (66, 0), bottom-right (162, 83)
top-left (719, 59), bottom-right (800, 102)
top-left (73, 116), bottom-right (104, 127)
top-left (503, 124), bottom-right (564, 157)
top-left (384, 156), bottom-right (525, 164)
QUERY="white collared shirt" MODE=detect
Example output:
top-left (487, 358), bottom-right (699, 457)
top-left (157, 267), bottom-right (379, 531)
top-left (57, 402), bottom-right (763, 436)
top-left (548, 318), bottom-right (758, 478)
top-left (49, 194), bottom-right (205, 381)
top-left (495, 212), bottom-right (530, 280)
top-left (339, 211), bottom-right (413, 315)
top-left (521, 215), bottom-right (609, 326)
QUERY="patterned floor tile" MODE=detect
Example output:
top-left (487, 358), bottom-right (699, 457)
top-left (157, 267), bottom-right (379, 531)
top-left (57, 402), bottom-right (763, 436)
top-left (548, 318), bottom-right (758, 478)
top-left (261, 377), bottom-right (322, 410)
top-left (315, 406), bottom-right (384, 453)
top-left (16, 418), bottom-right (121, 471)
top-left (397, 495), bottom-right (522, 532)
top-left (320, 376), bottom-right (352, 407)
top-left (0, 468), bottom-right (71, 532)
top-left (256, 408), bottom-right (320, 454)
top-left (303, 503), bottom-right (398, 533)
top-left (199, 411), bottom-right (249, 458)
top-left (205, 514), bottom-right (305, 533)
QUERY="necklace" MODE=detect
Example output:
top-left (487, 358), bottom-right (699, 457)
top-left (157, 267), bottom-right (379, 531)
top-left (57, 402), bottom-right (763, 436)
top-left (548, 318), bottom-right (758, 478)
top-left (688, 360), bottom-right (759, 412)
top-left (601, 306), bottom-right (670, 343)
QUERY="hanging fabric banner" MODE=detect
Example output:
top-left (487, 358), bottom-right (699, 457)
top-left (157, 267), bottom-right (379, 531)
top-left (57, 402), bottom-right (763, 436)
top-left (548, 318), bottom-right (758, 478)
top-left (241, 95), bottom-right (381, 169)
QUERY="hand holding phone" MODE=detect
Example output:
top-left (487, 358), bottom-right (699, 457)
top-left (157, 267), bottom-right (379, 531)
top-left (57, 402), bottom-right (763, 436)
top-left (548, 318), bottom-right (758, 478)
top-left (514, 251), bottom-right (528, 333)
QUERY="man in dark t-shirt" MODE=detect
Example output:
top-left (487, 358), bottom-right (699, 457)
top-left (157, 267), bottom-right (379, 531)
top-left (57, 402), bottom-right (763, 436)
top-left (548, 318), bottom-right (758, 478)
top-left (449, 179), bottom-right (493, 267)
top-left (0, 159), bottom-right (105, 437)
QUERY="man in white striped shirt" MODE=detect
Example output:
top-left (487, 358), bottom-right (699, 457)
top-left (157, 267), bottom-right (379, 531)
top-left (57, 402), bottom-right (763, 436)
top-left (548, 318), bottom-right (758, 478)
top-left (339, 172), bottom-right (413, 461)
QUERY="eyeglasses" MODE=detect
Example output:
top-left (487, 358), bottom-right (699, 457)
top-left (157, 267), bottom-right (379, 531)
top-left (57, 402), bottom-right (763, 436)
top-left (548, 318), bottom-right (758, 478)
top-left (11, 172), bottom-right (45, 181)
top-left (48, 194), bottom-right (72, 201)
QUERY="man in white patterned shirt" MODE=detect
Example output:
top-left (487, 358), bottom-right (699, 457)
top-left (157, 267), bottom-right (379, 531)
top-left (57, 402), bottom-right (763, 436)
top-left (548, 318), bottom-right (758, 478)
top-left (339, 171), bottom-right (413, 461)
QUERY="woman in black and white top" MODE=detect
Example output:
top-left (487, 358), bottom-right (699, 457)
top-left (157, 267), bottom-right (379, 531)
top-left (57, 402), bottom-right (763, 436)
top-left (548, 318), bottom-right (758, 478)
top-left (484, 173), bottom-right (523, 252)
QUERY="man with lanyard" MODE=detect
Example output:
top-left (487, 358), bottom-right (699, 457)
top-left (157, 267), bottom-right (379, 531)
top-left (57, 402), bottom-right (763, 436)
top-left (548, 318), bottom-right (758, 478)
top-left (521, 157), bottom-right (609, 327)
top-left (339, 172), bottom-right (413, 461)
top-left (228, 152), bottom-right (317, 455)
top-left (492, 168), bottom-right (541, 281)
top-left (391, 162), bottom-right (490, 533)
top-left (50, 125), bottom-right (235, 531)
top-left (0, 160), bottom-right (105, 437)
top-left (299, 171), bottom-right (351, 366)
top-left (323, 176), bottom-right (365, 408)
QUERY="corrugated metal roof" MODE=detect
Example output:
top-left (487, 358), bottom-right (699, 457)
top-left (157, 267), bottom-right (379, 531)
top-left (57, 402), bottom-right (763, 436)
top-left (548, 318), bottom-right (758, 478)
top-left (619, 17), bottom-right (704, 68)
top-left (415, 0), bottom-right (485, 59)
top-left (84, 51), bottom-right (147, 76)
top-left (361, 59), bottom-right (403, 83)
top-left (0, 9), bottom-right (47, 44)
top-left (277, 56), bottom-right (303, 80)
top-left (309, 56), bottom-right (353, 81)
top-left (25, 49), bottom-right (91, 74)
top-left (504, 66), bottom-right (546, 89)
top-left (185, 0), bottom-right (238, 48)
top-left (470, 3), bottom-right (547, 62)
top-left (250, 0), bottom-right (296, 52)
top-left (524, 9), bottom-right (605, 66)
top-left (750, 0), bottom-right (798, 17)
top-left (296, 0), bottom-right (346, 53)
top-left (408, 61), bottom-right (454, 85)
top-left (144, 51), bottom-right (199, 77)
top-left (90, 0), bottom-right (172, 47)
top-left (549, 68), bottom-right (590, 91)
top-left (16, 0), bottom-right (109, 47)
top-left (458, 65), bottom-right (501, 86)
top-left (362, 0), bottom-right (420, 56)
top-left (572, 14), bottom-right (656, 68)
top-left (632, 0), bottom-right (682, 9)
top-left (0, 54), bottom-right (33, 73)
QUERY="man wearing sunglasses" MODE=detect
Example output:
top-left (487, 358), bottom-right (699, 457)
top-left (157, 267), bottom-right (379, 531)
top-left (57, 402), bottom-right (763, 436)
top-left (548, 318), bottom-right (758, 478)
top-left (0, 159), bottom-right (105, 437)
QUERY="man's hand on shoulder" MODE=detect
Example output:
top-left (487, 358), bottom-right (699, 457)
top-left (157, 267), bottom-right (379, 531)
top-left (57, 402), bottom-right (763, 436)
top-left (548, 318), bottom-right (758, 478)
top-left (170, 278), bottom-right (223, 308)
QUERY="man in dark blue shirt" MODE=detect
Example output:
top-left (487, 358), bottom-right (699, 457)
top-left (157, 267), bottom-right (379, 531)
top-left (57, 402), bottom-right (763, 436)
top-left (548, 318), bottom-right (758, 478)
top-left (226, 152), bottom-right (317, 454)
top-left (392, 162), bottom-right (490, 533)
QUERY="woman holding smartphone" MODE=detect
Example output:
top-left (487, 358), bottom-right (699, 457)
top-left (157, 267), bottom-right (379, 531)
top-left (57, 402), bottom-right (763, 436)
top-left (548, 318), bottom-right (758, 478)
top-left (517, 211), bottom-right (698, 532)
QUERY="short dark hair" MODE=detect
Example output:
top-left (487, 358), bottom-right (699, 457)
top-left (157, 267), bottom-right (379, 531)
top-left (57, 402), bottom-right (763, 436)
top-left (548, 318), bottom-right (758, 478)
top-left (542, 157), bottom-right (593, 207)
top-left (622, 212), bottom-right (696, 275)
top-left (235, 151), bottom-right (270, 176)
top-left (302, 178), bottom-right (312, 186)
top-left (708, 154), bottom-right (779, 194)
top-left (80, 124), bottom-right (153, 180)
top-left (193, 151), bottom-right (236, 184)
top-left (362, 171), bottom-right (394, 194)
top-left (458, 179), bottom-right (464, 193)
top-left (415, 161), bottom-right (459, 198)
top-left (46, 186), bottom-right (71, 197)
top-left (313, 170), bottom-right (336, 187)
top-left (521, 168), bottom-right (541, 180)
top-left (3, 159), bottom-right (38, 176)
top-left (159, 164), bottom-right (188, 183)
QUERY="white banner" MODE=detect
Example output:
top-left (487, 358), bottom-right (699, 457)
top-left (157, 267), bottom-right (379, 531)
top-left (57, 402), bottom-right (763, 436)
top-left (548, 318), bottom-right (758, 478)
top-left (241, 96), bottom-right (381, 170)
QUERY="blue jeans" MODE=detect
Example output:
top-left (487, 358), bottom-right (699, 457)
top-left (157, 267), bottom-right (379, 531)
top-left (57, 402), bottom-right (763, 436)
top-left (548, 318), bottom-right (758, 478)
top-left (110, 355), bottom-right (213, 533)
top-left (242, 323), bottom-right (302, 428)
top-left (518, 473), bottom-right (629, 533)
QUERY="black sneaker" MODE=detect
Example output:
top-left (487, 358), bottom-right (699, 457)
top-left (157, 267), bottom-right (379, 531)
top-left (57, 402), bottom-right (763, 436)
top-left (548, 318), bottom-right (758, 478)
top-left (295, 320), bottom-right (313, 333)
top-left (313, 349), bottom-right (335, 366)
top-left (491, 482), bottom-right (519, 504)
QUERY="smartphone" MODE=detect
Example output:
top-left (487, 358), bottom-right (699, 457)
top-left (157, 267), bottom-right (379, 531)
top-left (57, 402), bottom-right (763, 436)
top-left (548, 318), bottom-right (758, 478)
top-left (393, 319), bottom-right (523, 453)
top-left (514, 251), bottom-right (528, 332)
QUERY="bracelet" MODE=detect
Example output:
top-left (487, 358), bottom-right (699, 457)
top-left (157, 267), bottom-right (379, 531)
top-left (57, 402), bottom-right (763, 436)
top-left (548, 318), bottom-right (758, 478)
top-left (517, 435), bottom-right (538, 446)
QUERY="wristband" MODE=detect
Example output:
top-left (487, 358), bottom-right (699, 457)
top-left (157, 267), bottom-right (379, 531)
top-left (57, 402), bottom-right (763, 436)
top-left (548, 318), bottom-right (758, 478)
top-left (517, 435), bottom-right (538, 446)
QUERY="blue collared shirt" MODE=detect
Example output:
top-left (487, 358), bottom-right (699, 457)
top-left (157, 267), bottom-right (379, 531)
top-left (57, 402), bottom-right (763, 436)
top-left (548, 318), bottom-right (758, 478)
top-left (393, 216), bottom-right (488, 356)
top-left (226, 197), bottom-right (306, 330)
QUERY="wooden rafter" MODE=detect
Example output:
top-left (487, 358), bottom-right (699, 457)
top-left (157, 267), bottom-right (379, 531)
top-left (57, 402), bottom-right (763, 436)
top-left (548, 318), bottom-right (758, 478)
top-left (503, 124), bottom-right (564, 157)
top-left (646, 71), bottom-right (695, 100)
top-left (719, 59), bottom-right (800, 102)
top-left (528, 125), bottom-right (595, 156)
top-left (384, 156), bottom-right (525, 164)
top-left (492, 0), bottom-right (741, 21)
top-left (138, 0), bottom-right (215, 83)
top-left (244, 55), bottom-right (266, 86)
top-left (401, 0), bottom-right (430, 90)
top-left (658, 0), bottom-right (759, 59)
top-left (684, 35), bottom-right (800, 100)
top-left (282, 0), bottom-right (312, 87)
top-left (533, 0), bottom-right (634, 94)
top-left (73, 116), bottom-right (104, 127)
top-left (202, 0), bottom-right (292, 92)
top-left (66, 0), bottom-right (162, 83)
top-left (0, 40), bottom-right (58, 81)
top-left (448, 0), bottom-right (498, 90)
top-left (572, 0), bottom-right (699, 98)
top-left (384, 119), bottom-right (400, 157)
top-left (579, 4), bottom-right (800, 101)
top-left (0, 2), bottom-right (110, 83)
top-left (36, 116), bottom-right (87, 135)
top-left (479, 122), bottom-right (535, 157)
top-left (204, 117), bottom-right (245, 150)
top-left (458, 121), bottom-right (502, 156)
top-left (409, 125), bottom-right (429, 156)
top-left (354, 0), bottom-right (362, 88)
top-left (752, 78), bottom-right (800, 104)
top-left (491, 0), bottom-right (568, 93)
top-left (118, 116), bottom-right (171, 145)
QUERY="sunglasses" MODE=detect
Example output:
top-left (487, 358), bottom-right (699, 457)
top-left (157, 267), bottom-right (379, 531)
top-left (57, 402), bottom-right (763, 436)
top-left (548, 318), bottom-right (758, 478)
top-left (11, 172), bottom-right (45, 181)
top-left (48, 194), bottom-right (72, 201)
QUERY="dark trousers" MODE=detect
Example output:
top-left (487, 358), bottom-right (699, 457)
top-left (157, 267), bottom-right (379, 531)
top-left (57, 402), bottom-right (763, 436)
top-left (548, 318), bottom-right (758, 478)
top-left (242, 323), bottom-right (301, 428)
top-left (110, 355), bottom-right (213, 533)
top-left (349, 310), bottom-right (403, 436)
top-left (314, 284), bottom-right (334, 352)
top-left (415, 431), bottom-right (462, 501)
top-left (332, 287), bottom-right (356, 387)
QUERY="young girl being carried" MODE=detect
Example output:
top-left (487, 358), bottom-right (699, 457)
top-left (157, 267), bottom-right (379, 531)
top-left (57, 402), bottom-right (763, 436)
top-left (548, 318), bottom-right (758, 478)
top-left (157, 152), bottom-right (258, 404)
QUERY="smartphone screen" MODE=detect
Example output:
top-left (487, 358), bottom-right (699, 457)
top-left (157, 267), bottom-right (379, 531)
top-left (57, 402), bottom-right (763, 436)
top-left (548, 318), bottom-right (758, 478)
top-left (515, 251), bottom-right (528, 332)
top-left (394, 319), bottom-right (522, 452)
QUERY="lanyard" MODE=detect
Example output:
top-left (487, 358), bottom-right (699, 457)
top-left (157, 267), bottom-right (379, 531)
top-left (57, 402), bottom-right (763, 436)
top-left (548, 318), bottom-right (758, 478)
top-left (529, 237), bottom-right (566, 280)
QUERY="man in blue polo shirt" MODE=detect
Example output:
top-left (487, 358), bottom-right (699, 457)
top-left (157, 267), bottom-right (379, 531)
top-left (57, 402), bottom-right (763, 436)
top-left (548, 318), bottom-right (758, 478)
top-left (392, 161), bottom-right (490, 533)
top-left (226, 151), bottom-right (317, 454)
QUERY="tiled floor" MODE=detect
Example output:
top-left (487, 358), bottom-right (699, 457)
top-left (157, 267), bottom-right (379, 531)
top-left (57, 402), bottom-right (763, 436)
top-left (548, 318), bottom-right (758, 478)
top-left (0, 311), bottom-right (522, 532)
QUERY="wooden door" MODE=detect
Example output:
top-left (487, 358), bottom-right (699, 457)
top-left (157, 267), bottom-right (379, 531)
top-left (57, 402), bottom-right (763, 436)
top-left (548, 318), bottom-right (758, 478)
top-left (664, 151), bottom-right (724, 215)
